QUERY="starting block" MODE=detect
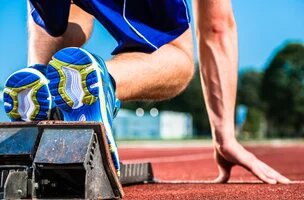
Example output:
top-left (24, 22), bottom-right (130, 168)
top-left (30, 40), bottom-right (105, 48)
top-left (0, 121), bottom-right (154, 199)
top-left (0, 121), bottom-right (155, 200)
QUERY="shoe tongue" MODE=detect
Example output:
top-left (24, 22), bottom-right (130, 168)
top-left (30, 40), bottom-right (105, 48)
top-left (91, 53), bottom-right (117, 92)
top-left (109, 73), bottom-right (117, 91)
top-left (113, 99), bottom-right (121, 118)
top-left (29, 64), bottom-right (48, 75)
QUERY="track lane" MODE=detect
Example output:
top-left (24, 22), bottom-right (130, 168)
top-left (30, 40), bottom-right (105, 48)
top-left (119, 144), bottom-right (304, 199)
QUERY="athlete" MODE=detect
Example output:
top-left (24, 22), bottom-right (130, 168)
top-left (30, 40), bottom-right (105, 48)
top-left (3, 0), bottom-right (289, 183)
top-left (4, 0), bottom-right (194, 177)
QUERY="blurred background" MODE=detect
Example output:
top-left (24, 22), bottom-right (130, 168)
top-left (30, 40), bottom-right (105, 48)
top-left (0, 0), bottom-right (303, 140)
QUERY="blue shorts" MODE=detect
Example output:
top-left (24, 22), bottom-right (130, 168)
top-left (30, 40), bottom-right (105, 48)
top-left (29, 0), bottom-right (190, 54)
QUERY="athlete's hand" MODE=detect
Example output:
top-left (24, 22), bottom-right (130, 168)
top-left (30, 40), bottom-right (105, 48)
top-left (212, 139), bottom-right (290, 184)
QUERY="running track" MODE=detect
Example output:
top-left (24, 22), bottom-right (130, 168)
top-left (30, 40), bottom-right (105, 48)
top-left (118, 141), bottom-right (304, 200)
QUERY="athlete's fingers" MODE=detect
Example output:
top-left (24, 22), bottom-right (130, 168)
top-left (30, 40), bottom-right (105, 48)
top-left (250, 161), bottom-right (277, 184)
top-left (260, 163), bottom-right (278, 180)
top-left (213, 165), bottom-right (231, 183)
top-left (212, 149), bottom-right (235, 183)
top-left (265, 164), bottom-right (290, 184)
top-left (213, 155), bottom-right (232, 183)
top-left (213, 175), bottom-right (229, 183)
top-left (260, 163), bottom-right (290, 184)
top-left (276, 174), bottom-right (291, 184)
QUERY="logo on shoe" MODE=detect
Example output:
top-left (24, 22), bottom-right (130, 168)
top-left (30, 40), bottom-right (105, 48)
top-left (79, 114), bottom-right (86, 121)
top-left (4, 102), bottom-right (12, 109)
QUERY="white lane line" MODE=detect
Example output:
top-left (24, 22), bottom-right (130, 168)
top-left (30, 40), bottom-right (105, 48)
top-left (291, 180), bottom-right (304, 184)
top-left (153, 179), bottom-right (304, 184)
top-left (122, 153), bottom-right (212, 164)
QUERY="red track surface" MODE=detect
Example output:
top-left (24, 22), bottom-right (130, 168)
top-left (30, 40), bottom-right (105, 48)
top-left (119, 143), bottom-right (304, 200)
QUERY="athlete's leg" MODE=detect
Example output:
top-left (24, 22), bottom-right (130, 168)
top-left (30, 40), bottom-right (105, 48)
top-left (107, 28), bottom-right (194, 101)
top-left (193, 0), bottom-right (289, 184)
top-left (28, 1), bottom-right (194, 101)
top-left (26, 0), bottom-right (193, 176)
top-left (28, 3), bottom-right (94, 65)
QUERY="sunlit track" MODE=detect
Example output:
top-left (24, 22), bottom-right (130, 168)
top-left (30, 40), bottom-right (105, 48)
top-left (122, 152), bottom-right (212, 164)
top-left (121, 144), bottom-right (304, 199)
top-left (121, 145), bottom-right (302, 164)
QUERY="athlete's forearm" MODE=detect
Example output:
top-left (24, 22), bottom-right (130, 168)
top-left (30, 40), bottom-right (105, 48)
top-left (193, 0), bottom-right (238, 146)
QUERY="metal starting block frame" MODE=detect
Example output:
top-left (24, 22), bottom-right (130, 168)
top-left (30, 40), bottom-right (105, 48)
top-left (0, 121), bottom-right (124, 199)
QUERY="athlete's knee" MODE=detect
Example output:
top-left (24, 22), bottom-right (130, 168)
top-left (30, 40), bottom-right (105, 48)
top-left (165, 46), bottom-right (194, 98)
top-left (65, 4), bottom-right (94, 47)
top-left (177, 49), bottom-right (195, 90)
top-left (62, 22), bottom-right (91, 47)
top-left (44, 22), bottom-right (68, 37)
top-left (171, 29), bottom-right (195, 94)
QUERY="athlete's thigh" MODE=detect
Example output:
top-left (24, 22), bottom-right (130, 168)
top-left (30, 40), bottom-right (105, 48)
top-left (74, 0), bottom-right (191, 55)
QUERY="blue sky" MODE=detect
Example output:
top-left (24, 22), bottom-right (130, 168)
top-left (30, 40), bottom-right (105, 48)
top-left (0, 0), bottom-right (303, 85)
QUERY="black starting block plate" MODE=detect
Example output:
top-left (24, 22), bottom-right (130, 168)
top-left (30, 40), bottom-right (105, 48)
top-left (36, 121), bottom-right (124, 199)
top-left (0, 122), bottom-right (39, 165)
top-left (0, 121), bottom-right (124, 199)
top-left (35, 128), bottom-right (99, 164)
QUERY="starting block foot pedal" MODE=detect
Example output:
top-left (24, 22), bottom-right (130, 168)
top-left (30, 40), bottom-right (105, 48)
top-left (120, 162), bottom-right (154, 185)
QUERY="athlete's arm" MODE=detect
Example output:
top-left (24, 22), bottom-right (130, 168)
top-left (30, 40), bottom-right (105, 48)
top-left (192, 0), bottom-right (290, 184)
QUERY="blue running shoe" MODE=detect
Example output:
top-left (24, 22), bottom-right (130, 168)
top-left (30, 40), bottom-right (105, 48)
top-left (3, 68), bottom-right (51, 121)
top-left (30, 64), bottom-right (64, 120)
top-left (47, 47), bottom-right (121, 175)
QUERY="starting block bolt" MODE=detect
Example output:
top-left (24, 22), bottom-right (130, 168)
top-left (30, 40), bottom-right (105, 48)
top-left (17, 189), bottom-right (23, 195)
top-left (41, 179), bottom-right (50, 185)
